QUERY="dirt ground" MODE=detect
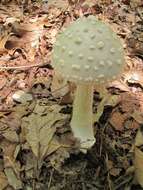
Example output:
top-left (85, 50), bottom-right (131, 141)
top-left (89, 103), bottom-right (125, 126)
top-left (0, 0), bottom-right (143, 189)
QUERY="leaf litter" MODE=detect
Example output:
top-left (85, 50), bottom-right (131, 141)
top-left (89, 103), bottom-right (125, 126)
top-left (0, 0), bottom-right (143, 189)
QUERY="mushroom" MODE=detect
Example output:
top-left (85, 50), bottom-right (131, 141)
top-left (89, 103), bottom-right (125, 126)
top-left (52, 16), bottom-right (124, 152)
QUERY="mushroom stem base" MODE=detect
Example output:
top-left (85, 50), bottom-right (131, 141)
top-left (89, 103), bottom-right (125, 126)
top-left (70, 83), bottom-right (95, 152)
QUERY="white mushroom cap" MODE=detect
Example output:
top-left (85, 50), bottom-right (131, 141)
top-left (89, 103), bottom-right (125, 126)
top-left (52, 16), bottom-right (124, 84)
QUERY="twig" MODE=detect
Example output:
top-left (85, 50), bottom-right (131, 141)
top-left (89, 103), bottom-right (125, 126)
top-left (47, 168), bottom-right (54, 189)
top-left (0, 62), bottom-right (50, 70)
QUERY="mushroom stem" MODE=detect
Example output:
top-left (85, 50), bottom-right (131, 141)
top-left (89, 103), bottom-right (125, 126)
top-left (71, 83), bottom-right (95, 152)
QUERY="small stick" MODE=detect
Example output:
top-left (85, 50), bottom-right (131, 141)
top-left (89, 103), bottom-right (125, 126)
top-left (0, 62), bottom-right (50, 71)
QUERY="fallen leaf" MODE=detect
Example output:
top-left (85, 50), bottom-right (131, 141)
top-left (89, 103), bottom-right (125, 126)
top-left (51, 72), bottom-right (69, 98)
top-left (0, 77), bottom-right (7, 90)
top-left (125, 71), bottom-right (143, 88)
top-left (0, 172), bottom-right (8, 190)
top-left (39, 124), bottom-right (56, 159)
top-left (48, 0), bottom-right (69, 11)
top-left (46, 136), bottom-right (61, 156)
top-left (105, 95), bottom-right (120, 107)
top-left (93, 94), bottom-right (120, 123)
top-left (12, 90), bottom-right (33, 104)
top-left (109, 111), bottom-right (128, 131)
top-left (0, 140), bottom-right (21, 175)
top-left (49, 147), bottom-right (70, 170)
top-left (93, 97), bottom-right (106, 123)
top-left (135, 128), bottom-right (143, 147)
top-left (131, 110), bottom-right (143, 124)
top-left (82, 0), bottom-right (97, 7)
top-left (4, 168), bottom-right (22, 190)
top-left (108, 80), bottom-right (130, 92)
top-left (22, 103), bottom-right (67, 160)
top-left (120, 93), bottom-right (138, 113)
top-left (134, 147), bottom-right (143, 187)
top-left (126, 119), bottom-right (139, 130)
top-left (3, 130), bottom-right (19, 143)
top-left (0, 24), bottom-right (11, 50)
top-left (24, 152), bottom-right (36, 179)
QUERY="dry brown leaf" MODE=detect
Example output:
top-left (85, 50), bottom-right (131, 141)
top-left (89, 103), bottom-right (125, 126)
top-left (82, 0), bottom-right (97, 7)
top-left (0, 25), bottom-right (11, 50)
top-left (131, 110), bottom-right (143, 124)
top-left (135, 128), bottom-right (143, 147)
top-left (125, 71), bottom-right (143, 88)
top-left (22, 103), bottom-right (67, 160)
top-left (120, 93), bottom-right (138, 114)
top-left (46, 136), bottom-right (61, 156)
top-left (51, 72), bottom-right (69, 98)
top-left (134, 147), bottom-right (143, 187)
top-left (48, 0), bottom-right (69, 11)
top-left (0, 172), bottom-right (8, 190)
top-left (49, 147), bottom-right (70, 170)
top-left (105, 95), bottom-right (120, 107)
top-left (0, 77), bottom-right (7, 90)
top-left (128, 120), bottom-right (140, 130)
top-left (31, 76), bottom-right (52, 96)
top-left (23, 113), bottom-right (56, 158)
top-left (109, 111), bottom-right (128, 131)
top-left (27, 20), bottom-right (44, 62)
top-left (10, 17), bottom-right (46, 62)
top-left (130, 0), bottom-right (143, 7)
top-left (93, 93), bottom-right (119, 123)
top-left (106, 154), bottom-right (122, 177)
top-left (4, 167), bottom-right (22, 190)
top-left (0, 139), bottom-right (21, 188)
top-left (108, 80), bottom-right (130, 92)
top-left (0, 140), bottom-right (20, 170)
top-left (3, 130), bottom-right (19, 143)
top-left (93, 97), bottom-right (106, 123)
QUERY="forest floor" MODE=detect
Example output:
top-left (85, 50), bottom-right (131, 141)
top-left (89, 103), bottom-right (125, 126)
top-left (0, 0), bottom-right (143, 189)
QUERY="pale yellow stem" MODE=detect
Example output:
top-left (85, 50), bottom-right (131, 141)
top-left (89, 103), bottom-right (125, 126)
top-left (70, 83), bottom-right (95, 152)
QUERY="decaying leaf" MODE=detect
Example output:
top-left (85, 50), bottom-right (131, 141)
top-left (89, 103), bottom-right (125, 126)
top-left (49, 147), bottom-right (70, 170)
top-left (28, 20), bottom-right (44, 62)
top-left (48, 0), bottom-right (69, 11)
top-left (93, 94), bottom-right (120, 123)
top-left (51, 71), bottom-right (69, 98)
top-left (0, 137), bottom-right (20, 189)
top-left (131, 110), bottom-right (143, 124)
top-left (46, 136), bottom-right (62, 156)
top-left (0, 172), bottom-right (8, 190)
top-left (93, 97), bottom-right (106, 123)
top-left (3, 130), bottom-right (19, 143)
top-left (22, 102), bottom-right (67, 160)
top-left (134, 147), bottom-right (143, 187)
top-left (12, 90), bottom-right (33, 104)
top-left (4, 17), bottom-right (20, 36)
top-left (0, 140), bottom-right (21, 176)
top-left (24, 152), bottom-right (37, 179)
top-left (110, 111), bottom-right (128, 131)
top-left (31, 76), bottom-right (52, 96)
top-left (24, 113), bottom-right (56, 158)
top-left (135, 128), bottom-right (143, 149)
top-left (106, 159), bottom-right (121, 177)
top-left (4, 168), bottom-right (22, 190)
top-left (0, 24), bottom-right (11, 50)
top-left (133, 127), bottom-right (143, 187)
top-left (82, 0), bottom-right (97, 7)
